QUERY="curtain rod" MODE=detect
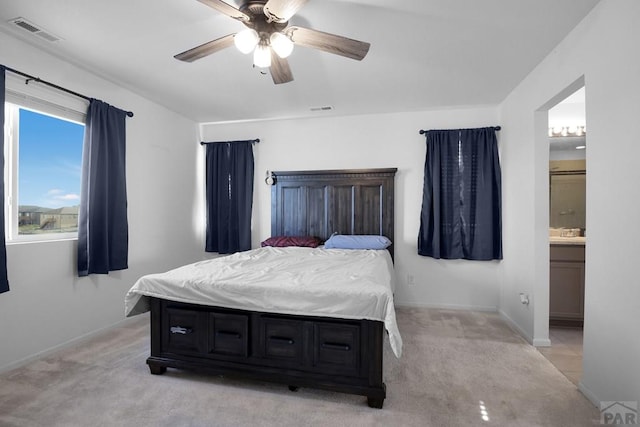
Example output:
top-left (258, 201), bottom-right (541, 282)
top-left (3, 65), bottom-right (134, 117)
top-left (419, 126), bottom-right (501, 135)
top-left (200, 139), bottom-right (260, 145)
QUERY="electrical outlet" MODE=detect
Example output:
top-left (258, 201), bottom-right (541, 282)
top-left (407, 274), bottom-right (415, 286)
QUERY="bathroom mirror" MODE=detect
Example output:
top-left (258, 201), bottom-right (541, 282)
top-left (549, 160), bottom-right (586, 230)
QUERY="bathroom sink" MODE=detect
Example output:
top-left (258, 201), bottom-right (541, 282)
top-left (549, 227), bottom-right (582, 238)
top-left (549, 236), bottom-right (586, 245)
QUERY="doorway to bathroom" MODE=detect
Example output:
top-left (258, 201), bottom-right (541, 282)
top-left (539, 86), bottom-right (586, 386)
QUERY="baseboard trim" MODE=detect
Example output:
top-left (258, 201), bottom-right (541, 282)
top-left (0, 313), bottom-right (148, 374)
top-left (498, 309), bottom-right (534, 345)
top-left (578, 380), bottom-right (600, 408)
top-left (533, 337), bottom-right (552, 347)
top-left (395, 301), bottom-right (498, 312)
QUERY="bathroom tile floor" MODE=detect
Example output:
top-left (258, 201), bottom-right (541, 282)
top-left (538, 326), bottom-right (584, 385)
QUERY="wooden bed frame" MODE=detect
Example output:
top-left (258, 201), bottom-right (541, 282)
top-left (146, 168), bottom-right (397, 408)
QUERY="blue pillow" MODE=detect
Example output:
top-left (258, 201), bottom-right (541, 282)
top-left (324, 234), bottom-right (392, 250)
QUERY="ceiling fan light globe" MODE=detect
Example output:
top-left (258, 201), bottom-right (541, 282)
top-left (270, 32), bottom-right (294, 58)
top-left (234, 29), bottom-right (259, 54)
top-left (253, 44), bottom-right (272, 68)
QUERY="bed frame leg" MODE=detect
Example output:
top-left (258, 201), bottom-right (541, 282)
top-left (148, 363), bottom-right (167, 375)
top-left (367, 396), bottom-right (384, 409)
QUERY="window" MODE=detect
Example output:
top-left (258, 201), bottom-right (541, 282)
top-left (4, 103), bottom-right (84, 242)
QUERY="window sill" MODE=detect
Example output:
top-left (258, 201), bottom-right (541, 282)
top-left (6, 234), bottom-right (78, 245)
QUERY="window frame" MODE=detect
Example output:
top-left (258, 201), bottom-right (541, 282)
top-left (3, 76), bottom-right (86, 244)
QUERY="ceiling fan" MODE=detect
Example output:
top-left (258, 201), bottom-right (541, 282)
top-left (174, 0), bottom-right (371, 84)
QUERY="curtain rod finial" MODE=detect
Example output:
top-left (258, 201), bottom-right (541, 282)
top-left (419, 130), bottom-right (426, 135)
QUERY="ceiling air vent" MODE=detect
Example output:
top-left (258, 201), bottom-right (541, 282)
top-left (9, 17), bottom-right (61, 42)
top-left (310, 106), bottom-right (334, 112)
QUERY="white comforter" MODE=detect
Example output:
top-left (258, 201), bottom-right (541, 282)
top-left (125, 246), bottom-right (402, 358)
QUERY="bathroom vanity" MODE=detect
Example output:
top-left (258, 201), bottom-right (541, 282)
top-left (549, 237), bottom-right (585, 326)
top-left (548, 159), bottom-right (586, 327)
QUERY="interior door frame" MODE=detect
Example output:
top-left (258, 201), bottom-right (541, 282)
top-left (532, 75), bottom-right (585, 347)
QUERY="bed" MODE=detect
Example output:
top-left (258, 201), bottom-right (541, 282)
top-left (125, 168), bottom-right (400, 408)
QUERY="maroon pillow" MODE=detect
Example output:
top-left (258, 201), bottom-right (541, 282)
top-left (261, 236), bottom-right (322, 248)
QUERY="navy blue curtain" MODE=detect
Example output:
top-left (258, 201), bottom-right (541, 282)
top-left (77, 99), bottom-right (129, 276)
top-left (0, 66), bottom-right (9, 293)
top-left (205, 141), bottom-right (254, 254)
top-left (418, 127), bottom-right (502, 260)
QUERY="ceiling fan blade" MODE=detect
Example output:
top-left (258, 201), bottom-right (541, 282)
top-left (286, 26), bottom-right (370, 61)
top-left (263, 0), bottom-right (308, 23)
top-left (270, 51), bottom-right (294, 84)
top-left (174, 34), bottom-right (235, 62)
top-left (197, 0), bottom-right (251, 22)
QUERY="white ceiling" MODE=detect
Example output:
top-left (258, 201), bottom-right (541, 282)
top-left (549, 87), bottom-right (586, 129)
top-left (0, 0), bottom-right (600, 123)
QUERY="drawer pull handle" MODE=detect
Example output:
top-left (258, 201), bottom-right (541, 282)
top-left (217, 330), bottom-right (241, 339)
top-left (322, 342), bottom-right (351, 351)
top-left (269, 336), bottom-right (295, 345)
top-left (170, 326), bottom-right (193, 335)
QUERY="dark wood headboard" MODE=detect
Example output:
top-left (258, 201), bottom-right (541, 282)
top-left (270, 168), bottom-right (397, 257)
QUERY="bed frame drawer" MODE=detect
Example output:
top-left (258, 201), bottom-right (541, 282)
top-left (208, 312), bottom-right (249, 357)
top-left (162, 307), bottom-right (205, 355)
top-left (258, 316), bottom-right (304, 362)
top-left (313, 321), bottom-right (360, 374)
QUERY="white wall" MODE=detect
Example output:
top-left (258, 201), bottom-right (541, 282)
top-left (201, 106), bottom-right (501, 311)
top-left (0, 33), bottom-right (206, 370)
top-left (499, 0), bottom-right (640, 405)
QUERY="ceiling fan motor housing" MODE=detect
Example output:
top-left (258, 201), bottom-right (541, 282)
top-left (240, 0), bottom-right (288, 38)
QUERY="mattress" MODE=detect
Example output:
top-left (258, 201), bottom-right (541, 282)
top-left (125, 246), bottom-right (402, 358)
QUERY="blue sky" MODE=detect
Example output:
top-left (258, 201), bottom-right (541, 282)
top-left (18, 109), bottom-right (84, 209)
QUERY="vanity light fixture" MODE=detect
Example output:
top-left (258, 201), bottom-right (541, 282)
top-left (549, 125), bottom-right (586, 138)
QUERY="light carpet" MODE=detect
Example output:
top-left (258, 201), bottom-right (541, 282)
top-left (0, 308), bottom-right (600, 426)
